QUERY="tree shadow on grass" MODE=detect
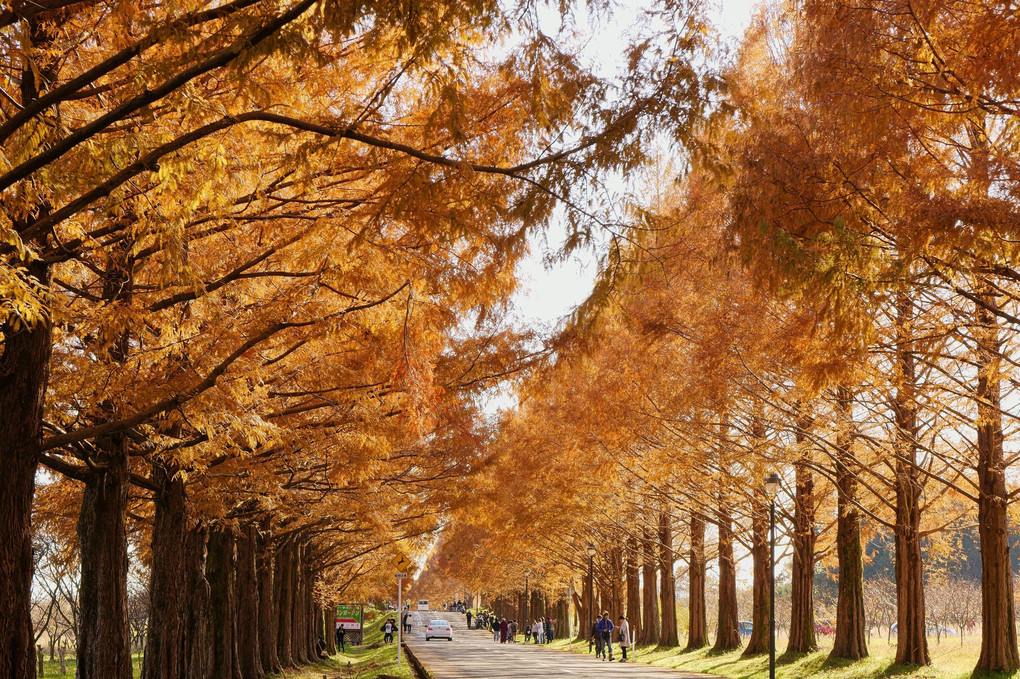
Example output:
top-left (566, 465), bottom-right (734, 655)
top-left (703, 646), bottom-right (744, 657)
top-left (968, 669), bottom-right (1019, 679)
top-left (777, 650), bottom-right (816, 666)
top-left (817, 655), bottom-right (866, 671)
top-left (878, 661), bottom-right (929, 678)
top-left (814, 655), bottom-right (940, 679)
top-left (697, 660), bottom-right (762, 679)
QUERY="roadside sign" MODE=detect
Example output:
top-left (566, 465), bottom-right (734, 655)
top-left (334, 604), bottom-right (363, 631)
top-left (417, 599), bottom-right (429, 612)
top-left (395, 572), bottom-right (408, 578)
top-left (392, 553), bottom-right (412, 572)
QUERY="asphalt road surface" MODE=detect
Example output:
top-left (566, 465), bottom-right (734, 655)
top-left (403, 612), bottom-right (716, 678)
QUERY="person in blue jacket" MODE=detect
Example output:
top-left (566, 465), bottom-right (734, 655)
top-left (595, 612), bottom-right (615, 661)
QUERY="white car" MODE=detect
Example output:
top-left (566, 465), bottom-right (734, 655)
top-left (425, 619), bottom-right (453, 641)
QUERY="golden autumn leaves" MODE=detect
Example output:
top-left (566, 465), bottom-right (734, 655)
top-left (413, 2), bottom-right (1020, 675)
top-left (1, 1), bottom-right (713, 678)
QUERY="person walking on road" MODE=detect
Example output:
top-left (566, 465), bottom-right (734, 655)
top-left (492, 616), bottom-right (500, 642)
top-left (466, 610), bottom-right (472, 629)
top-left (383, 618), bottom-right (395, 644)
top-left (545, 617), bottom-right (554, 643)
top-left (596, 612), bottom-right (615, 661)
top-left (617, 615), bottom-right (630, 662)
top-left (499, 618), bottom-right (509, 643)
top-left (590, 619), bottom-right (603, 658)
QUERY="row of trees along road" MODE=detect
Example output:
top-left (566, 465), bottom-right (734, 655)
top-left (413, 1), bottom-right (1020, 676)
top-left (0, 0), bottom-right (712, 678)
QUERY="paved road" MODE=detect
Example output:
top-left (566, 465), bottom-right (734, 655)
top-left (403, 612), bottom-right (715, 678)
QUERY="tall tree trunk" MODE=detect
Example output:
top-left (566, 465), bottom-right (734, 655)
top-left (307, 572), bottom-right (317, 661)
top-left (324, 609), bottom-right (335, 655)
top-left (579, 568), bottom-right (592, 639)
top-left (76, 435), bottom-right (132, 679)
top-left (306, 562), bottom-right (317, 662)
top-left (236, 523), bottom-right (264, 679)
top-left (571, 586), bottom-right (583, 637)
top-left (714, 503), bottom-right (740, 652)
top-left (641, 525), bottom-right (660, 645)
top-left (311, 603), bottom-right (323, 658)
top-left (658, 511), bottom-right (680, 647)
top-left (276, 538), bottom-right (294, 667)
top-left (207, 527), bottom-right (240, 679)
top-left (610, 547), bottom-right (624, 618)
top-left (892, 291), bottom-right (929, 666)
top-left (830, 386), bottom-right (868, 660)
top-left (257, 520), bottom-right (281, 674)
top-left (626, 537), bottom-right (641, 635)
top-left (686, 514), bottom-right (707, 650)
top-left (746, 409), bottom-right (767, 652)
top-left (556, 596), bottom-right (570, 640)
top-left (291, 544), bottom-right (309, 665)
top-left (744, 413), bottom-right (771, 657)
top-left (743, 494), bottom-right (770, 656)
top-left (182, 524), bottom-right (212, 679)
top-left (0, 315), bottom-right (49, 679)
top-left (973, 283), bottom-right (1020, 672)
top-left (787, 413), bottom-right (817, 654)
top-left (142, 464), bottom-right (188, 679)
top-left (77, 224), bottom-right (136, 679)
top-left (0, 16), bottom-right (56, 678)
top-left (523, 580), bottom-right (531, 632)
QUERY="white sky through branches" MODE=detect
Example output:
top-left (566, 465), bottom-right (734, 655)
top-left (511, 0), bottom-right (758, 331)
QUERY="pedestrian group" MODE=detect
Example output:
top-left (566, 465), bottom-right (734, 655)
top-left (466, 607), bottom-right (631, 663)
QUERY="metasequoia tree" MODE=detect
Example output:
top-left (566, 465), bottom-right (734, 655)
top-left (787, 409), bottom-right (817, 654)
top-left (726, 2), bottom-right (1020, 672)
top-left (658, 509), bottom-right (680, 647)
top-left (684, 512), bottom-right (706, 650)
top-left (13, 2), bottom-right (1020, 679)
top-left (2, 0), bottom-right (714, 676)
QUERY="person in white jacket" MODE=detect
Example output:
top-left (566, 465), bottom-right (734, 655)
top-left (617, 616), bottom-right (631, 663)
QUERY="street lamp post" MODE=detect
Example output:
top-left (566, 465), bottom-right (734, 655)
top-left (586, 543), bottom-right (596, 637)
top-left (765, 473), bottom-right (780, 679)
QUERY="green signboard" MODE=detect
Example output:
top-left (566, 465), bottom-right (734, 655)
top-left (335, 604), bottom-right (363, 631)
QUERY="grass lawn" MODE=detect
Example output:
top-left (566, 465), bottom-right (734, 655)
top-left (302, 608), bottom-right (415, 679)
top-left (36, 610), bottom-right (413, 679)
top-left (38, 653), bottom-right (141, 678)
top-left (546, 632), bottom-right (1013, 679)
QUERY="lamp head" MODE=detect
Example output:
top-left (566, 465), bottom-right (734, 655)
top-left (765, 472), bottom-right (781, 499)
top-left (586, 543), bottom-right (597, 557)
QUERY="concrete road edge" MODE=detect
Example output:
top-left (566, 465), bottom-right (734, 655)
top-left (402, 641), bottom-right (432, 679)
